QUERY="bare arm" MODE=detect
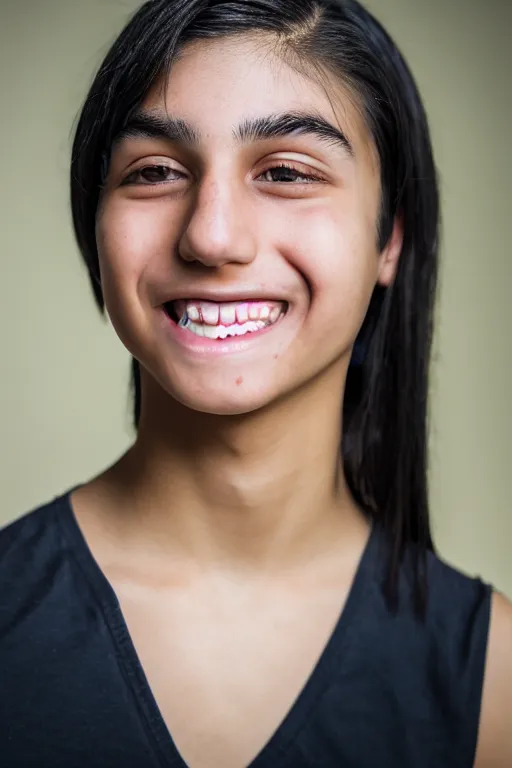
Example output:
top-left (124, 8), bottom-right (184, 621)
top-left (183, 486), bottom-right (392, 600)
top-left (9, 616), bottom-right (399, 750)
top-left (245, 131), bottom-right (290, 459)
top-left (474, 591), bottom-right (512, 767)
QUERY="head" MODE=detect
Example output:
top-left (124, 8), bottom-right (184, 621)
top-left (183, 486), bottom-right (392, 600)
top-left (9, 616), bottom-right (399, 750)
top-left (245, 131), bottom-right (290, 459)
top-left (71, 0), bottom-right (439, 609)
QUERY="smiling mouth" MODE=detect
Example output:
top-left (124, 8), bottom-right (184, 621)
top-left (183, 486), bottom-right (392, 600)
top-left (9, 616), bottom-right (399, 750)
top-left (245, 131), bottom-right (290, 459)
top-left (164, 299), bottom-right (287, 340)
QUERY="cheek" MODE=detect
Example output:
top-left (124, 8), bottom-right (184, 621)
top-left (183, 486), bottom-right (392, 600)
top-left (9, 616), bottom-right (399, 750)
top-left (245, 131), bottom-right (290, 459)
top-left (95, 199), bottom-right (173, 308)
top-left (96, 201), bottom-right (164, 277)
top-left (282, 203), bottom-right (380, 330)
top-left (94, 202), bottom-right (162, 357)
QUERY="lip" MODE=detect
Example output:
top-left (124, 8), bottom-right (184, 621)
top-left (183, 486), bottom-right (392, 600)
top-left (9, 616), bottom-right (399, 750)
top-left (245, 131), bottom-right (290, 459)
top-left (154, 287), bottom-right (290, 306)
top-left (158, 305), bottom-right (287, 356)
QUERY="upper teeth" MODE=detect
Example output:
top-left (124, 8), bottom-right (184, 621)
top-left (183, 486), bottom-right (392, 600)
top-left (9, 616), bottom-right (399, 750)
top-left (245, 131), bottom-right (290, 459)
top-left (175, 300), bottom-right (285, 327)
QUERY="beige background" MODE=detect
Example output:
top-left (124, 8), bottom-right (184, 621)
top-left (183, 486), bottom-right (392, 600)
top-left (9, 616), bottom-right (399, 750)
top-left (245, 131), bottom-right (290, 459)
top-left (0, 1), bottom-right (510, 596)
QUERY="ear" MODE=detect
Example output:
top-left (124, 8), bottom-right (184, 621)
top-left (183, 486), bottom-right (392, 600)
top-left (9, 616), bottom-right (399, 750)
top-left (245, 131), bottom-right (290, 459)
top-left (377, 213), bottom-right (404, 287)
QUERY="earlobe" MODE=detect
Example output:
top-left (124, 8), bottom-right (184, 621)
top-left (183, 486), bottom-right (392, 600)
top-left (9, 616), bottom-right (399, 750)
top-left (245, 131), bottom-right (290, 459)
top-left (378, 214), bottom-right (404, 287)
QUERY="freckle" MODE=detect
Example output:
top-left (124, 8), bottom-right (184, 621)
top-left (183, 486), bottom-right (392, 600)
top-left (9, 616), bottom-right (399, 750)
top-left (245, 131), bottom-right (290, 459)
top-left (235, 376), bottom-right (243, 386)
top-left (273, 354), bottom-right (279, 359)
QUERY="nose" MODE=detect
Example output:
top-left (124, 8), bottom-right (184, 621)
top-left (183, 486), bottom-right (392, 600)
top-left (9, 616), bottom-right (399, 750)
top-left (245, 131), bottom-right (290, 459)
top-left (178, 176), bottom-right (257, 268)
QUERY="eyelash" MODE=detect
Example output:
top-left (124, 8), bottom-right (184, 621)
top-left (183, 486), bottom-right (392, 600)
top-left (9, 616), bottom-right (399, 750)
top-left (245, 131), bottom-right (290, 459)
top-left (121, 162), bottom-right (323, 187)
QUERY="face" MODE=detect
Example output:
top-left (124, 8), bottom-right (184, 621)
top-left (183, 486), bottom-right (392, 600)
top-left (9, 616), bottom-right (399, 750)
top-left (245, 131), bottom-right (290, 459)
top-left (96, 35), bottom-right (401, 416)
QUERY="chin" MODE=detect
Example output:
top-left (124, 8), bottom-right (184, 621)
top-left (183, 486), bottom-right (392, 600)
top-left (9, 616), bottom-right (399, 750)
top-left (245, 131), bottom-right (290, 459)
top-left (174, 390), bottom-right (273, 417)
top-left (165, 378), bottom-right (278, 417)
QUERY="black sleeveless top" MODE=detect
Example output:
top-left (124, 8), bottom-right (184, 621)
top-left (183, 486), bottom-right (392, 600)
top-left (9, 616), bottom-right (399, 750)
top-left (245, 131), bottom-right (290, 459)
top-left (0, 491), bottom-right (491, 768)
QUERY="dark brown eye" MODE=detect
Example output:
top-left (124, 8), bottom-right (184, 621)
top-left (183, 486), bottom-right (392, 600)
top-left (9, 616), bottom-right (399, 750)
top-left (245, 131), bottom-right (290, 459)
top-left (259, 164), bottom-right (319, 184)
top-left (123, 165), bottom-right (181, 185)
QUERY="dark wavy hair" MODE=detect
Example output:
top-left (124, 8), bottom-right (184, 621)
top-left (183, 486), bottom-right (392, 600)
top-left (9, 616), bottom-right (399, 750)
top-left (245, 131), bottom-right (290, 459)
top-left (70, 0), bottom-right (440, 614)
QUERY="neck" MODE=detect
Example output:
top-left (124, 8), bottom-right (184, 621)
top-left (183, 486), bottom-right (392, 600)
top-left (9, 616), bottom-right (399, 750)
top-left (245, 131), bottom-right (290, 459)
top-left (101, 366), bottom-right (366, 572)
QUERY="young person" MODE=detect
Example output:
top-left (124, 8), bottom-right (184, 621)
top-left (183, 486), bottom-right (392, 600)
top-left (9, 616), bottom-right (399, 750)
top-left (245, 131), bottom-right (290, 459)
top-left (1, 1), bottom-right (510, 766)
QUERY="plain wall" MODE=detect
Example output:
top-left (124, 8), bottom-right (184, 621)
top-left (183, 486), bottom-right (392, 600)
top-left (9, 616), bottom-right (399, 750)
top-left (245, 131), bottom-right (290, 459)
top-left (0, 0), bottom-right (510, 595)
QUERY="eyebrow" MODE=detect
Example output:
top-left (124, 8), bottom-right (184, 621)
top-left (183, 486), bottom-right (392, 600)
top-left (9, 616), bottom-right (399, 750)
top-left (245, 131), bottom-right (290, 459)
top-left (113, 109), bottom-right (354, 157)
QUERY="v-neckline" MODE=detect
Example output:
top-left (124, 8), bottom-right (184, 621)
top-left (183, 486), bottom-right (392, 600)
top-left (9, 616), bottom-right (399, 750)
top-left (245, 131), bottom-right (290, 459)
top-left (58, 490), bottom-right (381, 768)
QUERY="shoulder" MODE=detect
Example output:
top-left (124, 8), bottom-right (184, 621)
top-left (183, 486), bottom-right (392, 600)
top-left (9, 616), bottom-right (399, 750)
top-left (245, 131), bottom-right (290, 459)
top-left (0, 493), bottom-right (72, 606)
top-left (425, 547), bottom-right (490, 601)
top-left (394, 542), bottom-right (493, 640)
top-left (374, 536), bottom-right (492, 683)
top-left (423, 549), bottom-right (492, 637)
top-left (474, 590), bottom-right (512, 767)
top-left (423, 549), bottom-right (512, 767)
top-left (0, 494), bottom-right (63, 556)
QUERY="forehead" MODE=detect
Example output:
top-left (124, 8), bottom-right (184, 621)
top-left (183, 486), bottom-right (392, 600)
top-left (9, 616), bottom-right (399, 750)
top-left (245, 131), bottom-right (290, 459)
top-left (142, 34), bottom-right (375, 159)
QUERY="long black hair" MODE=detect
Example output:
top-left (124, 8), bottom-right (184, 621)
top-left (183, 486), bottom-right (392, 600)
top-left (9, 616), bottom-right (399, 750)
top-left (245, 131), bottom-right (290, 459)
top-left (71, 0), bottom-right (440, 614)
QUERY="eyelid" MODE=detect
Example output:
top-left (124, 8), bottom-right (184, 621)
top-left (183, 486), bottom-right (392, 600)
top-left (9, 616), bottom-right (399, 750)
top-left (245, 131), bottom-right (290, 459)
top-left (117, 146), bottom-right (329, 175)
top-left (257, 149), bottom-right (332, 172)
top-left (121, 155), bottom-right (187, 177)
top-left (256, 162), bottom-right (325, 183)
top-left (257, 151), bottom-right (332, 180)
